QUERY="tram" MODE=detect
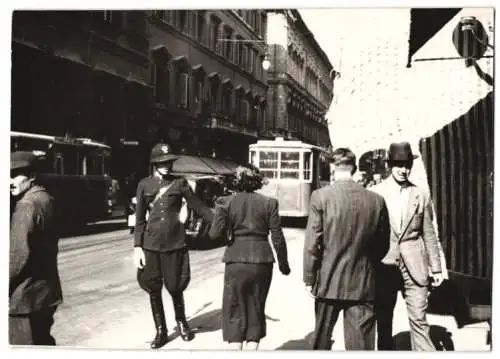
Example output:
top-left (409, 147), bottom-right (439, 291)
top-left (11, 131), bottom-right (112, 230)
top-left (249, 137), bottom-right (332, 218)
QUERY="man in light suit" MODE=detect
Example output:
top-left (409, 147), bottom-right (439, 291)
top-left (370, 142), bottom-right (444, 351)
top-left (303, 148), bottom-right (390, 350)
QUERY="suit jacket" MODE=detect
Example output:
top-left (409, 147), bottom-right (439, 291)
top-left (208, 192), bottom-right (289, 268)
top-left (370, 177), bottom-right (442, 286)
top-left (134, 175), bottom-right (214, 252)
top-left (10, 185), bottom-right (63, 314)
top-left (303, 179), bottom-right (390, 301)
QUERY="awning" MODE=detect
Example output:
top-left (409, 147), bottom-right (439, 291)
top-left (407, 8), bottom-right (462, 67)
top-left (171, 155), bottom-right (238, 176)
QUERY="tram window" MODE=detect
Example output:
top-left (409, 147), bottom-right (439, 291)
top-left (84, 154), bottom-right (103, 175)
top-left (280, 151), bottom-right (300, 180)
top-left (259, 151), bottom-right (278, 179)
top-left (304, 152), bottom-right (312, 180)
top-left (54, 155), bottom-right (64, 175)
top-left (280, 152), bottom-right (300, 169)
top-left (249, 150), bottom-right (258, 167)
top-left (81, 156), bottom-right (88, 175)
top-left (54, 145), bottom-right (79, 175)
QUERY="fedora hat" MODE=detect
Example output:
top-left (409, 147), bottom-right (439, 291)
top-left (387, 142), bottom-right (419, 163)
top-left (150, 142), bottom-right (179, 163)
top-left (11, 151), bottom-right (37, 171)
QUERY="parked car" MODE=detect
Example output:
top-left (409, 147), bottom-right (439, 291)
top-left (126, 154), bottom-right (238, 248)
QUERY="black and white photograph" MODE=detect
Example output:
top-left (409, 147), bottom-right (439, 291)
top-left (6, 2), bottom-right (494, 353)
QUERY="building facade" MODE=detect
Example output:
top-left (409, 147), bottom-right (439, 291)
top-left (11, 10), bottom-right (269, 181)
top-left (146, 10), bottom-right (268, 165)
top-left (11, 10), bottom-right (153, 181)
top-left (265, 9), bottom-right (334, 151)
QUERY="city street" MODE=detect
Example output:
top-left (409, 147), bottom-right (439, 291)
top-left (51, 219), bottom-right (490, 351)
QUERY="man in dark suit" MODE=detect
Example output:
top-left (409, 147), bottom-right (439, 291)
top-left (134, 142), bottom-right (214, 348)
top-left (370, 142), bottom-right (444, 351)
top-left (303, 147), bottom-right (390, 350)
top-left (10, 151), bottom-right (62, 345)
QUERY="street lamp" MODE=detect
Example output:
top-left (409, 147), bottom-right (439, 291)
top-left (262, 55), bottom-right (271, 71)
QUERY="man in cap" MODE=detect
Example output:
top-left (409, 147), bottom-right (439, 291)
top-left (303, 147), bottom-right (390, 350)
top-left (9, 151), bottom-right (62, 345)
top-left (370, 142), bottom-right (444, 350)
top-left (134, 142), bottom-right (214, 348)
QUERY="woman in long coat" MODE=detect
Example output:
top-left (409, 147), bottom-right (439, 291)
top-left (209, 165), bottom-right (291, 350)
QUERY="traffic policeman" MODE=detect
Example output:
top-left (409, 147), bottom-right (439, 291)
top-left (10, 151), bottom-right (62, 345)
top-left (134, 142), bottom-right (214, 349)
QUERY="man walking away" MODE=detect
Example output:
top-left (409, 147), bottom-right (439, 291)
top-left (303, 147), bottom-right (390, 350)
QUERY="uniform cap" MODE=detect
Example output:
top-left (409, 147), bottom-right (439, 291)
top-left (150, 142), bottom-right (179, 163)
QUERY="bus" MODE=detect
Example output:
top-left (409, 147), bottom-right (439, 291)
top-left (11, 131), bottom-right (112, 231)
top-left (249, 137), bottom-right (332, 218)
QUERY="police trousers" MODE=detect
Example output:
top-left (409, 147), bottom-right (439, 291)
top-left (137, 247), bottom-right (191, 296)
top-left (9, 306), bottom-right (57, 345)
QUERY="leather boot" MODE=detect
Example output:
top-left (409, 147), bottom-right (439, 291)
top-left (149, 292), bottom-right (169, 349)
top-left (173, 293), bottom-right (194, 342)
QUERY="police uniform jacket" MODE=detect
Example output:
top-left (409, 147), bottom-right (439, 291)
top-left (208, 192), bottom-right (289, 268)
top-left (10, 185), bottom-right (63, 315)
top-left (134, 175), bottom-right (214, 252)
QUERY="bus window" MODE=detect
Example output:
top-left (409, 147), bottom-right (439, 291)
top-left (280, 151), bottom-right (300, 179)
top-left (259, 151), bottom-right (278, 179)
top-left (303, 152), bottom-right (312, 181)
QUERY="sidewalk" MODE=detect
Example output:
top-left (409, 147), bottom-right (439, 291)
top-left (82, 234), bottom-right (491, 351)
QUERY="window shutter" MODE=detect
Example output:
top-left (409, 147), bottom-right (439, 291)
top-left (151, 62), bottom-right (158, 101)
top-left (178, 73), bottom-right (189, 108)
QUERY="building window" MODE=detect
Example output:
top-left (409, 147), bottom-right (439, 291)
top-left (196, 11), bottom-right (205, 42)
top-left (152, 10), bottom-right (166, 21)
top-left (151, 51), bottom-right (170, 105)
top-left (177, 72), bottom-right (190, 109)
top-left (104, 10), bottom-right (112, 22)
top-left (236, 36), bottom-right (245, 67)
top-left (222, 26), bottom-right (233, 61)
top-left (179, 10), bottom-right (188, 33)
top-left (260, 13), bottom-right (266, 38)
top-left (246, 45), bottom-right (253, 73)
top-left (194, 80), bottom-right (204, 105)
top-left (209, 16), bottom-right (220, 52)
top-left (252, 49), bottom-right (259, 76)
top-left (208, 76), bottom-right (220, 113)
top-left (261, 102), bottom-right (267, 131)
top-left (221, 83), bottom-right (233, 117)
top-left (242, 99), bottom-right (250, 124)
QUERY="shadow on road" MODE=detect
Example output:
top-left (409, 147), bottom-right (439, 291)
top-left (392, 325), bottom-right (455, 351)
top-left (276, 331), bottom-right (316, 350)
top-left (59, 220), bottom-right (128, 238)
top-left (168, 308), bottom-right (282, 342)
top-left (280, 217), bottom-right (307, 229)
top-left (165, 308), bottom-right (222, 342)
top-left (427, 280), bottom-right (490, 328)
